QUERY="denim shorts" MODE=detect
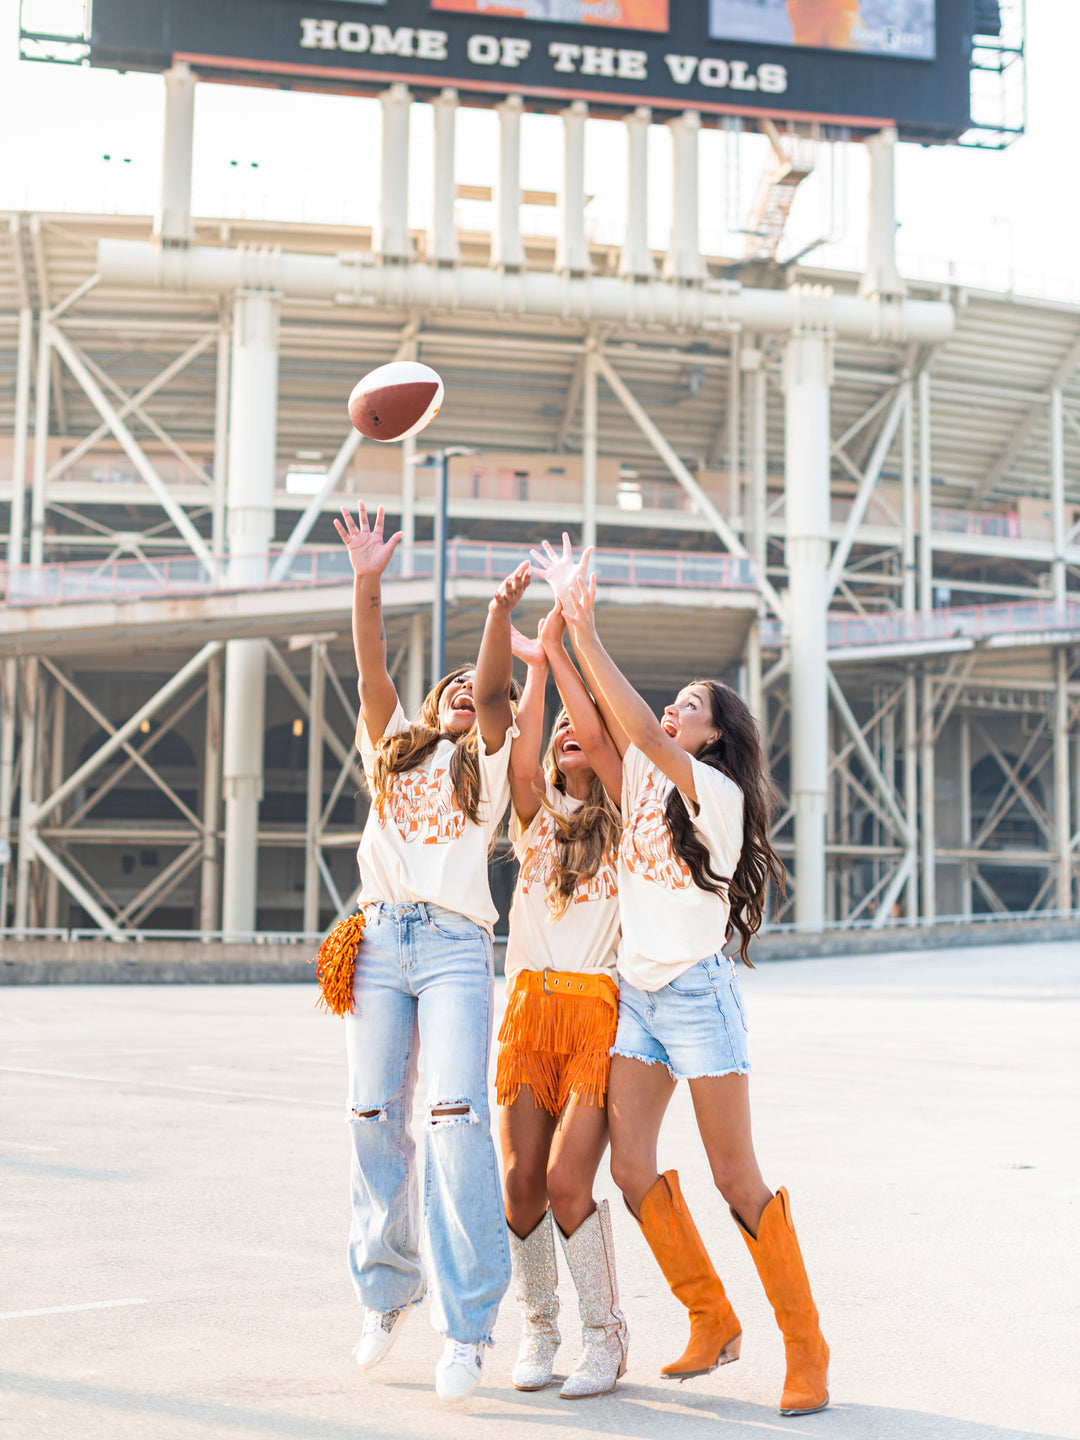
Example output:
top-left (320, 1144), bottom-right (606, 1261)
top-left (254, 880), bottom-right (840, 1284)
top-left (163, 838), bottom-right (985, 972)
top-left (612, 952), bottom-right (750, 1082)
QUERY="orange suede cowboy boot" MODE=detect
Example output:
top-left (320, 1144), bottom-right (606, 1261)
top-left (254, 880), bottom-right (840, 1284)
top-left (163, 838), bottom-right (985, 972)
top-left (636, 1170), bottom-right (742, 1379)
top-left (733, 1187), bottom-right (830, 1415)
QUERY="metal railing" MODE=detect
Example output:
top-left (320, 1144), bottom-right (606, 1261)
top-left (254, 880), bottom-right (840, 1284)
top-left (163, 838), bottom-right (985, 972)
top-left (2, 542), bottom-right (759, 608)
top-left (761, 598), bottom-right (1080, 651)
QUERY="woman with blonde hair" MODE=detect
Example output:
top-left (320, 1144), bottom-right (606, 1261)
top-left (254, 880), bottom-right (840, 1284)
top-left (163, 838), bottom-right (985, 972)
top-left (333, 502), bottom-right (529, 1404)
top-left (497, 604), bottom-right (627, 1399)
top-left (534, 537), bottom-right (830, 1418)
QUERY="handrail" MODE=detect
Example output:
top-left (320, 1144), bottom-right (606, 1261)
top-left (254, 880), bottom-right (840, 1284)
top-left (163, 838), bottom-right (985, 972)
top-left (761, 598), bottom-right (1080, 651)
top-left (1, 542), bottom-right (760, 608)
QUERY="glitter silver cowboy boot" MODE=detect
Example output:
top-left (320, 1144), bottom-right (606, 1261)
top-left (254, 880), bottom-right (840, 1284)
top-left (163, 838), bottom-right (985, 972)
top-left (509, 1209), bottom-right (561, 1391)
top-left (556, 1199), bottom-right (629, 1399)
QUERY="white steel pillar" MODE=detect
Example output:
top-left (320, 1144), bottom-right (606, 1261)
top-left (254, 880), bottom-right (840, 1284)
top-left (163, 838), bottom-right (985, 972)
top-left (861, 127), bottom-right (903, 298)
top-left (918, 370), bottom-right (933, 615)
top-left (304, 644), bottom-right (326, 934)
top-left (221, 290), bottom-right (280, 936)
top-left (8, 301), bottom-right (33, 569)
top-left (904, 670), bottom-right (918, 921)
top-left (619, 107), bottom-right (654, 279)
top-left (155, 63), bottom-right (196, 248)
top-left (664, 111), bottom-right (705, 283)
top-left (376, 84), bottom-right (413, 262)
top-left (14, 659), bottom-right (39, 929)
top-left (917, 368), bottom-right (935, 918)
top-left (783, 328), bottom-right (831, 930)
top-left (29, 315), bottom-right (52, 569)
top-left (43, 680), bottom-right (65, 929)
top-left (902, 380), bottom-right (918, 920)
top-left (1054, 648), bottom-right (1072, 911)
top-left (0, 659), bottom-right (16, 925)
top-left (429, 89), bottom-right (460, 266)
top-left (959, 711), bottom-right (972, 918)
top-left (557, 101), bottom-right (591, 275)
top-left (212, 319), bottom-right (230, 563)
top-left (582, 343), bottom-right (598, 550)
top-left (493, 95), bottom-right (525, 270)
top-left (1050, 386), bottom-right (1066, 614)
top-left (405, 613), bottom-right (425, 719)
top-left (727, 333), bottom-right (741, 521)
top-left (200, 652), bottom-right (222, 933)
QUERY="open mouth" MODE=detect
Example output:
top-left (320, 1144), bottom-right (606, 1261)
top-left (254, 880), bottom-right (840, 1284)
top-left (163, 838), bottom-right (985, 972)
top-left (450, 693), bottom-right (475, 715)
top-left (661, 717), bottom-right (678, 738)
top-left (560, 738), bottom-right (582, 755)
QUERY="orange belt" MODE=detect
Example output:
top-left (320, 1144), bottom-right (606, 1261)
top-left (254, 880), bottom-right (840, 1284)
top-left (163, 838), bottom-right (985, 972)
top-left (511, 968), bottom-right (619, 1010)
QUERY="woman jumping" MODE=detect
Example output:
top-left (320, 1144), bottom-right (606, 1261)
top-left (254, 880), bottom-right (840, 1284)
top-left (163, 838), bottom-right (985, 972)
top-left (535, 536), bottom-right (830, 1418)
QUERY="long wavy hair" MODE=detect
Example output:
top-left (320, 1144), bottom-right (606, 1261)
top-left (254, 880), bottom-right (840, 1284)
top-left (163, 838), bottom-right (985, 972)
top-left (664, 681), bottom-right (785, 966)
top-left (370, 664), bottom-right (507, 826)
top-left (537, 709), bottom-right (622, 921)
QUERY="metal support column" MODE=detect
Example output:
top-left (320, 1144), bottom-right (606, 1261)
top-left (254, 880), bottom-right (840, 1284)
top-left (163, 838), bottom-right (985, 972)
top-left (14, 659), bottom-right (39, 928)
top-left (29, 314), bottom-right (51, 570)
top-left (904, 670), bottom-right (918, 921)
top-left (221, 290), bottom-right (280, 936)
top-left (557, 101), bottom-right (591, 275)
top-left (405, 613), bottom-right (425, 719)
top-left (960, 712), bottom-right (972, 918)
top-left (783, 328), bottom-right (832, 930)
top-left (155, 62), bottom-right (196, 247)
top-left (918, 369), bottom-right (935, 917)
top-left (431, 451), bottom-right (448, 687)
top-left (9, 301), bottom-right (33, 570)
top-left (619, 107), bottom-right (654, 279)
top-left (727, 333), bottom-right (741, 522)
top-left (582, 342), bottom-right (598, 550)
top-left (664, 111), bottom-right (705, 282)
top-left (493, 95), bottom-right (525, 270)
top-left (304, 644), bottom-right (326, 934)
top-left (212, 320), bottom-right (230, 563)
top-left (430, 89), bottom-right (460, 266)
top-left (0, 660), bottom-right (16, 925)
top-left (43, 680), bottom-right (65, 929)
top-left (1050, 386), bottom-right (1066, 614)
top-left (860, 127), bottom-right (903, 298)
top-left (200, 652), bottom-right (222, 933)
top-left (1054, 647), bottom-right (1072, 911)
top-left (376, 84), bottom-right (413, 262)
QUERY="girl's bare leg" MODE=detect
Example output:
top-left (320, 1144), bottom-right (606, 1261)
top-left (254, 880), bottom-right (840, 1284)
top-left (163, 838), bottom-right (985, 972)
top-left (545, 1094), bottom-right (610, 1236)
top-left (687, 1073), bottom-right (774, 1235)
top-left (606, 1054), bottom-right (677, 1217)
top-left (500, 1090), bottom-right (558, 1238)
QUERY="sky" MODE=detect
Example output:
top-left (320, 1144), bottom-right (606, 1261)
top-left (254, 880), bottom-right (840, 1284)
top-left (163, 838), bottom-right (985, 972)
top-left (2, 0), bottom-right (1078, 303)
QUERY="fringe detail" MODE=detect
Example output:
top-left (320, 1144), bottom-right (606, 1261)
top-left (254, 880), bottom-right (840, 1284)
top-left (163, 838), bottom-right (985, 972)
top-left (496, 985), bottom-right (618, 1115)
top-left (312, 911), bottom-right (366, 1017)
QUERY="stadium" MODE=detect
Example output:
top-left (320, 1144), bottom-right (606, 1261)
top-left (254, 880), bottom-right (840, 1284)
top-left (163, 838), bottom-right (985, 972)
top-left (1, 0), bottom-right (1068, 950)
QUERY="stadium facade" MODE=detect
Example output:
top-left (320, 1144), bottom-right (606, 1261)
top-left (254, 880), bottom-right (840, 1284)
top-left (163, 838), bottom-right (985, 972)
top-left (2, 62), bottom-right (1076, 941)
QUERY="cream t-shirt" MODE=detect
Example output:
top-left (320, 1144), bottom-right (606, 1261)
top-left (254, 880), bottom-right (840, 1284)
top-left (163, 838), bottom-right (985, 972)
top-left (504, 782), bottom-right (620, 981)
top-left (356, 701), bottom-right (515, 933)
top-left (616, 745), bottom-right (744, 992)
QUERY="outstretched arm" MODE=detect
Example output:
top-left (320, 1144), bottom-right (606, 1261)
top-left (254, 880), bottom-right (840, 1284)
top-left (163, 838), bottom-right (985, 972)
top-left (508, 617), bottom-right (549, 827)
top-left (473, 560), bottom-right (531, 755)
top-left (333, 503), bottom-right (403, 746)
top-left (539, 605), bottom-right (622, 804)
top-left (531, 533), bottom-right (630, 756)
top-left (562, 572), bottom-right (698, 804)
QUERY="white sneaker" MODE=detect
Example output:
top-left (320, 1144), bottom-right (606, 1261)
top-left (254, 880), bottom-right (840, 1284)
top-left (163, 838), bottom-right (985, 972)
top-left (435, 1338), bottom-right (484, 1403)
top-left (352, 1307), bottom-right (407, 1370)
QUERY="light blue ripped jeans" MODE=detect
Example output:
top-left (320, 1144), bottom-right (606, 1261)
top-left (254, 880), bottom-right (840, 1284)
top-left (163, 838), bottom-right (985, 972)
top-left (344, 901), bottom-right (511, 1346)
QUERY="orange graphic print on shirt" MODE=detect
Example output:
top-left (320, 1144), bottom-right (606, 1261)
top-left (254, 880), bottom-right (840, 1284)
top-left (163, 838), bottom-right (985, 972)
top-left (519, 811), bottom-right (618, 913)
top-left (620, 774), bottom-right (692, 891)
top-left (377, 766), bottom-right (465, 845)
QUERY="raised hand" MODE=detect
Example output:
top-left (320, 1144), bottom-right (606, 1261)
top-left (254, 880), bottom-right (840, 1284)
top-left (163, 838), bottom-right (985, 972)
top-left (530, 532), bottom-right (594, 605)
top-left (510, 620), bottom-right (547, 669)
top-left (333, 503), bottom-right (403, 579)
top-left (561, 570), bottom-right (598, 634)
top-left (489, 560), bottom-right (531, 617)
top-left (537, 600), bottom-right (566, 652)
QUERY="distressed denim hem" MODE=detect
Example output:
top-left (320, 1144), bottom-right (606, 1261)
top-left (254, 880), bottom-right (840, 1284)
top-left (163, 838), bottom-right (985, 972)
top-left (671, 1061), bottom-right (752, 1082)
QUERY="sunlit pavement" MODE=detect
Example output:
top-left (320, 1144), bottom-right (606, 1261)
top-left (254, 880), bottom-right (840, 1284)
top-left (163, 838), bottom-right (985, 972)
top-left (1, 942), bottom-right (1076, 1440)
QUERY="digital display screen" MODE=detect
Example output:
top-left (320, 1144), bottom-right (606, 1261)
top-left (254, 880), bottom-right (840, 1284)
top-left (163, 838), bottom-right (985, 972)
top-left (709, 0), bottom-right (935, 60)
top-left (430, 0), bottom-right (670, 33)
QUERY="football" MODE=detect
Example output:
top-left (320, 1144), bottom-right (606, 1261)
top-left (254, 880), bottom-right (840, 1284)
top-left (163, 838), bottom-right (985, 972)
top-left (347, 360), bottom-right (444, 443)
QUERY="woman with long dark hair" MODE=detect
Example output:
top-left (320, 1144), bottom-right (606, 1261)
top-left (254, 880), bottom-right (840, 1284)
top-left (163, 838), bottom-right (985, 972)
top-left (333, 502), bottom-right (528, 1404)
top-left (497, 604), bottom-right (627, 1399)
top-left (533, 536), bottom-right (829, 1418)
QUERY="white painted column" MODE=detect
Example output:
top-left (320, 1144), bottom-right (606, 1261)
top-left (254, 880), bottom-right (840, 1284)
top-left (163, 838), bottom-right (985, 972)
top-left (304, 643), bottom-right (325, 934)
top-left (200, 652), bottom-right (222, 933)
top-left (8, 302), bottom-right (33, 569)
top-left (1050, 386), bottom-right (1066, 615)
top-left (493, 95), bottom-right (525, 270)
top-left (0, 659), bottom-right (17, 925)
top-left (959, 712), bottom-right (972, 919)
top-left (860, 127), bottom-right (903, 298)
top-left (664, 111), bottom-right (705, 283)
top-left (557, 101), bottom-right (591, 275)
top-left (14, 658), bottom-right (38, 929)
top-left (1054, 647), bottom-right (1072, 911)
top-left (918, 368), bottom-right (935, 919)
top-left (904, 669), bottom-right (919, 921)
top-left (29, 316), bottom-right (52, 570)
top-left (404, 612), bottom-right (425, 720)
top-left (43, 679), bottom-right (65, 929)
top-left (619, 107), bottom-right (653, 279)
top-left (221, 290), bottom-right (280, 936)
top-left (155, 63), bottom-right (196, 248)
top-left (429, 89), bottom-right (460, 266)
top-left (376, 84), bottom-right (413, 262)
top-left (901, 379), bottom-right (918, 920)
top-left (727, 333), bottom-right (741, 521)
top-left (783, 329), bottom-right (832, 930)
top-left (582, 344), bottom-right (598, 550)
top-left (212, 320), bottom-right (230, 565)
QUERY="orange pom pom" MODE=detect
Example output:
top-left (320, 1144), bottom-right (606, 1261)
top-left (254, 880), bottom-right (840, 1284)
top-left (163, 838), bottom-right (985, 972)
top-left (312, 910), bottom-right (366, 1016)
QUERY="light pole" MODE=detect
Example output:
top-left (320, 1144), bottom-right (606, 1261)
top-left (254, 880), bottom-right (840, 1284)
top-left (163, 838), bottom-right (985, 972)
top-left (410, 447), bottom-right (478, 688)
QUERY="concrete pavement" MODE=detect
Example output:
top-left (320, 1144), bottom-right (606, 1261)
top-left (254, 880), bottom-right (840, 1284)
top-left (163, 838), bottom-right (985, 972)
top-left (0, 942), bottom-right (1076, 1439)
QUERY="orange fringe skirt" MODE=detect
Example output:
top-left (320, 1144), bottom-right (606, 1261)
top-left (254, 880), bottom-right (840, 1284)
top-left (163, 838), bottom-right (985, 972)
top-left (496, 969), bottom-right (619, 1115)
